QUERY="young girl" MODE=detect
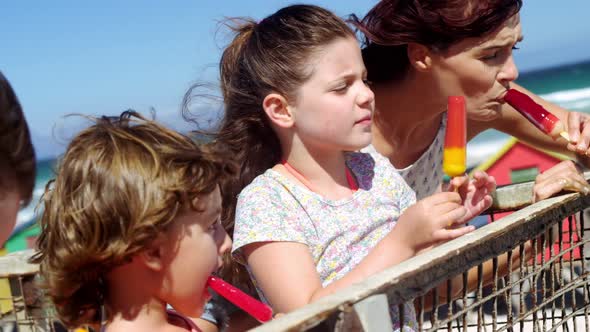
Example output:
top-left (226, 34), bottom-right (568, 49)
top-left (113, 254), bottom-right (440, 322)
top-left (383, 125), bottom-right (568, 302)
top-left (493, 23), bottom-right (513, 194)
top-left (31, 111), bottom-right (235, 332)
top-left (209, 5), bottom-right (495, 331)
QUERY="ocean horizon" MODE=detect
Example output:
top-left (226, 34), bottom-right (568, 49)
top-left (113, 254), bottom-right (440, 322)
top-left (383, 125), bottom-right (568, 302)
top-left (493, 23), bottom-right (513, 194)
top-left (14, 58), bottom-right (590, 235)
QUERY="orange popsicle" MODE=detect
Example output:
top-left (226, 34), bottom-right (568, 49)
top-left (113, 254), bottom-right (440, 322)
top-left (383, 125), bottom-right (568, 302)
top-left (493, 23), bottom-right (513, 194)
top-left (443, 96), bottom-right (467, 177)
top-left (207, 276), bottom-right (273, 323)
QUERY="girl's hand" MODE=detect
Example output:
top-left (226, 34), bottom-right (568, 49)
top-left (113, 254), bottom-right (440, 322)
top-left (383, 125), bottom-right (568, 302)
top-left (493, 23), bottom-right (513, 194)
top-left (447, 171), bottom-right (496, 223)
top-left (532, 160), bottom-right (590, 203)
top-left (397, 192), bottom-right (473, 252)
top-left (566, 112), bottom-right (590, 155)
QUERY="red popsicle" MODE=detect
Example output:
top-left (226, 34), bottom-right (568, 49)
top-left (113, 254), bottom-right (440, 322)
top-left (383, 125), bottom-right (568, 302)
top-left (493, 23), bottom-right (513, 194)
top-left (504, 89), bottom-right (568, 140)
top-left (207, 276), bottom-right (273, 323)
top-left (443, 96), bottom-right (467, 177)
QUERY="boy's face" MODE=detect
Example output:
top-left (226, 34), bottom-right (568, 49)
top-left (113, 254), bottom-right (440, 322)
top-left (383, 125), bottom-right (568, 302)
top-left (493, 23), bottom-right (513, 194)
top-left (161, 185), bottom-right (231, 317)
top-left (0, 185), bottom-right (21, 246)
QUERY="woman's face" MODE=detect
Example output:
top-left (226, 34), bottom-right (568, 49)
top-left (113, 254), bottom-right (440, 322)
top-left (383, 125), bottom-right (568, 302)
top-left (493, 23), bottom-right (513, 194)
top-left (428, 14), bottom-right (523, 122)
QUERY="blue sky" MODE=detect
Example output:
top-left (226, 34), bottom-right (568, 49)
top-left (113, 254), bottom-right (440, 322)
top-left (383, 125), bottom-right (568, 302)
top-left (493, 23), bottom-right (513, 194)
top-left (2, 1), bottom-right (590, 159)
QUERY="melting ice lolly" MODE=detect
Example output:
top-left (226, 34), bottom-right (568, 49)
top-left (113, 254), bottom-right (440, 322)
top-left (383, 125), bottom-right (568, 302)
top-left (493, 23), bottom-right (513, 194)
top-left (207, 276), bottom-right (273, 323)
top-left (443, 96), bottom-right (467, 177)
top-left (504, 88), bottom-right (569, 140)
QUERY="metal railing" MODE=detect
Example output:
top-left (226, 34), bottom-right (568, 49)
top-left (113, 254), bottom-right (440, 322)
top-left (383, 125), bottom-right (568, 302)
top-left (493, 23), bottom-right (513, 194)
top-left (252, 179), bottom-right (590, 331)
top-left (1, 179), bottom-right (589, 331)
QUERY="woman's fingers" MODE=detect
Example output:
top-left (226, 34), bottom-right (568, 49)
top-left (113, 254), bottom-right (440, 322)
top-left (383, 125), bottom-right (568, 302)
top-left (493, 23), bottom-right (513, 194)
top-left (533, 162), bottom-right (590, 202)
top-left (535, 160), bottom-right (577, 184)
top-left (568, 111), bottom-right (581, 144)
top-left (567, 111), bottom-right (590, 155)
top-left (579, 121), bottom-right (590, 154)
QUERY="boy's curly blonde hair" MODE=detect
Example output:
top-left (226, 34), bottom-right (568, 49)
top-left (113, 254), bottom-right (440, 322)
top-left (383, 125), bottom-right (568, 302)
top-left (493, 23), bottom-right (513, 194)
top-left (31, 111), bottom-right (236, 328)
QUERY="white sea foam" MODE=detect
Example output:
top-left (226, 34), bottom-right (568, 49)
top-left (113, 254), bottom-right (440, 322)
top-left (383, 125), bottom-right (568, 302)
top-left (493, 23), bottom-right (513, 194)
top-left (34, 187), bottom-right (45, 197)
top-left (12, 183), bottom-right (46, 235)
top-left (540, 86), bottom-right (590, 111)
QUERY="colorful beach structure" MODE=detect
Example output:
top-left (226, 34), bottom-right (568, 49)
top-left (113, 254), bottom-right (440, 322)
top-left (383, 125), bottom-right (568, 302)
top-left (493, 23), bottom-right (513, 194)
top-left (1, 222), bottom-right (39, 256)
top-left (472, 137), bottom-right (582, 260)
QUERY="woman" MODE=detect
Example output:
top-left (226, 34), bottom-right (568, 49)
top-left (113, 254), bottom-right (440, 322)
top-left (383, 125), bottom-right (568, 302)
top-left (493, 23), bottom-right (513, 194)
top-left (349, 0), bottom-right (590, 310)
top-left (353, 0), bottom-right (590, 202)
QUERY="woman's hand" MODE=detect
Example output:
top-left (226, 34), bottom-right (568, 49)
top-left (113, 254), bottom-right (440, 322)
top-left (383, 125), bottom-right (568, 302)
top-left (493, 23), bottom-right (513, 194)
top-left (532, 160), bottom-right (590, 203)
top-left (447, 171), bottom-right (496, 223)
top-left (566, 112), bottom-right (590, 155)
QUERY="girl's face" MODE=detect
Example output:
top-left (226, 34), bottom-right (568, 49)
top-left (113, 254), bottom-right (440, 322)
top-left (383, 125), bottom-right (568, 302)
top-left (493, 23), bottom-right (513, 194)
top-left (289, 36), bottom-right (375, 152)
top-left (161, 186), bottom-right (231, 317)
top-left (428, 14), bottom-right (523, 122)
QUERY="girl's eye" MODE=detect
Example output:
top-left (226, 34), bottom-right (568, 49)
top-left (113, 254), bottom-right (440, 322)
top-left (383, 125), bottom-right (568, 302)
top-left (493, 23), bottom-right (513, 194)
top-left (363, 79), bottom-right (372, 86)
top-left (333, 84), bottom-right (348, 92)
top-left (512, 46), bottom-right (520, 51)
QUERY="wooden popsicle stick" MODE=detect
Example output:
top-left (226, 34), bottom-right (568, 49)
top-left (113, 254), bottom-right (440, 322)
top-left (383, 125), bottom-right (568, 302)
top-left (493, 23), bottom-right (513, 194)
top-left (560, 131), bottom-right (570, 141)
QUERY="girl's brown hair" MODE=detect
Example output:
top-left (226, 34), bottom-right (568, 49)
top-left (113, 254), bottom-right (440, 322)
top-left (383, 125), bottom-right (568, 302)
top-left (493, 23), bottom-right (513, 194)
top-left (351, 0), bottom-right (523, 83)
top-left (183, 4), bottom-right (355, 291)
top-left (0, 71), bottom-right (35, 205)
top-left (30, 111), bottom-right (236, 328)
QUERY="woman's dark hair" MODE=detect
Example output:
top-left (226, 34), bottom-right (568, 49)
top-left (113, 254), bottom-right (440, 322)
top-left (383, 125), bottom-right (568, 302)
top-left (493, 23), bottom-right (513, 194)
top-left (351, 0), bottom-right (523, 83)
top-left (183, 4), bottom-right (355, 292)
top-left (0, 71), bottom-right (36, 204)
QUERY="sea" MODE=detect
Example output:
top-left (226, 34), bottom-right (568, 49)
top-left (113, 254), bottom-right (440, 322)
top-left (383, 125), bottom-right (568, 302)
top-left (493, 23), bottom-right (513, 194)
top-left (12, 59), bottom-right (590, 235)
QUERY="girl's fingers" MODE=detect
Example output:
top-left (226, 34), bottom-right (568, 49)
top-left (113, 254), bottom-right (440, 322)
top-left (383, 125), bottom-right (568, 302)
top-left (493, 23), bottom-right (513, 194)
top-left (447, 175), bottom-right (468, 191)
top-left (435, 201), bottom-right (465, 215)
top-left (440, 206), bottom-right (467, 228)
top-left (428, 191), bottom-right (462, 205)
top-left (486, 175), bottom-right (497, 191)
top-left (472, 172), bottom-right (496, 190)
top-left (457, 195), bottom-right (493, 224)
top-left (432, 225), bottom-right (475, 242)
top-left (471, 170), bottom-right (487, 181)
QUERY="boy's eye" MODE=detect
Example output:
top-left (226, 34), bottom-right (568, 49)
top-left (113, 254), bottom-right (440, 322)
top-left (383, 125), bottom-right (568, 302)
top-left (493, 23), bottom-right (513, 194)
top-left (208, 219), bottom-right (219, 233)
